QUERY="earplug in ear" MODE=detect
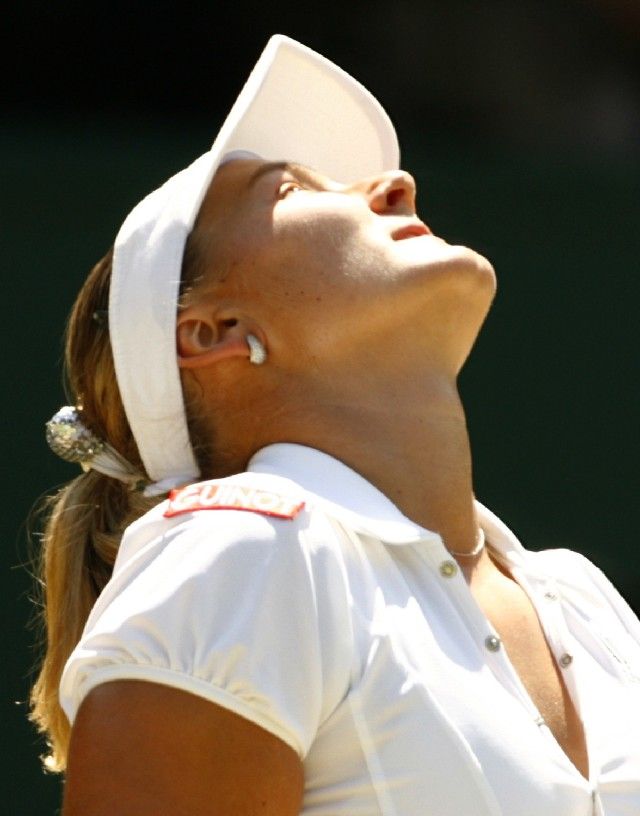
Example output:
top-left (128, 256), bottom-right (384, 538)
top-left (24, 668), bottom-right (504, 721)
top-left (246, 334), bottom-right (267, 365)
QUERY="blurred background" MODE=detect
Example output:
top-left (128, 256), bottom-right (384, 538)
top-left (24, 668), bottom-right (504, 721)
top-left (3, 0), bottom-right (639, 811)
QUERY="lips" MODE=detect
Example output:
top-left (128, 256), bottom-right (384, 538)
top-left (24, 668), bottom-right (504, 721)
top-left (392, 222), bottom-right (432, 240)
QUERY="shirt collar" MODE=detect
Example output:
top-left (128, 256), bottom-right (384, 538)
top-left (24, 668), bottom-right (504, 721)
top-left (248, 443), bottom-right (530, 565)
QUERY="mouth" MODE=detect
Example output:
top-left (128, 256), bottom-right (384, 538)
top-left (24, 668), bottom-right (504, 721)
top-left (392, 222), bottom-right (432, 240)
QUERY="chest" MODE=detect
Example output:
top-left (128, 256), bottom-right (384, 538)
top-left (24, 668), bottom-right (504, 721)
top-left (472, 575), bottom-right (590, 779)
top-left (317, 538), bottom-right (640, 816)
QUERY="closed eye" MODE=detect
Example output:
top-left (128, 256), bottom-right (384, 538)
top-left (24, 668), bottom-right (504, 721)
top-left (276, 181), bottom-right (305, 199)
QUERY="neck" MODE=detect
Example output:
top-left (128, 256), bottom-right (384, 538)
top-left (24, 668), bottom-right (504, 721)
top-left (252, 368), bottom-right (481, 557)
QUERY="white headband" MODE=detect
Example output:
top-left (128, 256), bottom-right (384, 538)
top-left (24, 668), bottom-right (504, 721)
top-left (109, 34), bottom-right (400, 490)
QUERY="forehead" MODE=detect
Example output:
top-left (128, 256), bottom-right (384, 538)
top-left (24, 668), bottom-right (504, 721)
top-left (192, 158), bottom-right (264, 233)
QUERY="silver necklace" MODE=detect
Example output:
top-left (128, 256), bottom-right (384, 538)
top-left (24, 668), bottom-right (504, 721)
top-left (447, 528), bottom-right (486, 558)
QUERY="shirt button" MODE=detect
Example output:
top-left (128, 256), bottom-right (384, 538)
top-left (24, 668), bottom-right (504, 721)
top-left (559, 653), bottom-right (573, 668)
top-left (485, 635), bottom-right (502, 652)
top-left (439, 560), bottom-right (458, 578)
top-left (544, 590), bottom-right (558, 601)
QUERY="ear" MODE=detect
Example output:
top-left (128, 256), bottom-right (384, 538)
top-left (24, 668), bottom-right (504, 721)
top-left (176, 305), bottom-right (258, 369)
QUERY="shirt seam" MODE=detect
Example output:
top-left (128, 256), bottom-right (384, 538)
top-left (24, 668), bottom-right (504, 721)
top-left (347, 686), bottom-right (397, 816)
top-left (65, 662), bottom-right (305, 758)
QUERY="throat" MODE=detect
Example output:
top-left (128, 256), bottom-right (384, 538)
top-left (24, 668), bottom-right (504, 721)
top-left (328, 386), bottom-right (479, 549)
top-left (262, 371), bottom-right (480, 550)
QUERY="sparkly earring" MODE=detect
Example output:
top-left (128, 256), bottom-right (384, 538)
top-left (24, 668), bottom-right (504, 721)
top-left (246, 334), bottom-right (267, 365)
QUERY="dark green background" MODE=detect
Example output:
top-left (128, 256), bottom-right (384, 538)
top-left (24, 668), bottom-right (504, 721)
top-left (3, 1), bottom-right (639, 812)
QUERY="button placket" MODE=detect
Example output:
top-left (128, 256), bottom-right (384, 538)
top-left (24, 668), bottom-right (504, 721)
top-left (531, 582), bottom-right (579, 679)
top-left (431, 546), bottom-right (520, 697)
top-left (515, 571), bottom-right (591, 754)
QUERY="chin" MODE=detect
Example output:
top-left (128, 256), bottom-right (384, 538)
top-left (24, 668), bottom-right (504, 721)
top-left (401, 241), bottom-right (498, 342)
top-left (401, 238), bottom-right (497, 294)
top-left (447, 246), bottom-right (497, 324)
top-left (435, 239), bottom-right (493, 267)
top-left (450, 244), bottom-right (497, 292)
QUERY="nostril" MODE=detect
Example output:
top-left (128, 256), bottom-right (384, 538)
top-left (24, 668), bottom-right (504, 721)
top-left (386, 188), bottom-right (405, 207)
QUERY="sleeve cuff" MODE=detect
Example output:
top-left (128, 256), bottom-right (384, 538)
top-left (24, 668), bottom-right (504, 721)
top-left (61, 663), bottom-right (305, 758)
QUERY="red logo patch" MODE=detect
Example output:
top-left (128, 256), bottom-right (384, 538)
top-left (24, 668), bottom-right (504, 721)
top-left (164, 482), bottom-right (305, 520)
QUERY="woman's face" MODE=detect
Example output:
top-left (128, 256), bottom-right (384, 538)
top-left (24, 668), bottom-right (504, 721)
top-left (190, 158), bottom-right (496, 367)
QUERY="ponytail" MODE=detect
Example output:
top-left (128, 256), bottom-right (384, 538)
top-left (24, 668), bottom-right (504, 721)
top-left (30, 224), bottom-right (217, 771)
top-left (29, 249), bottom-right (155, 771)
top-left (29, 473), bottom-right (154, 771)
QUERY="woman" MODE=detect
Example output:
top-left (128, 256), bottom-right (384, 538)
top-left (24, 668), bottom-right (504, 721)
top-left (32, 36), bottom-right (640, 815)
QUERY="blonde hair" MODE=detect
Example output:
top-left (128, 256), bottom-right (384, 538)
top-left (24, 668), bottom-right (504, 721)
top-left (29, 241), bottom-right (211, 772)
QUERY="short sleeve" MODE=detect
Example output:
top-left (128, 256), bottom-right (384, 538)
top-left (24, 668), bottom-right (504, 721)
top-left (59, 506), bottom-right (353, 758)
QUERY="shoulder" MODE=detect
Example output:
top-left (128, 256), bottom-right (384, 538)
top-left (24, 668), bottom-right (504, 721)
top-left (529, 546), bottom-right (640, 641)
top-left (164, 477), bottom-right (306, 521)
top-left (117, 472), bottom-right (312, 569)
top-left (530, 546), bottom-right (618, 597)
top-left (529, 546), bottom-right (618, 605)
top-left (104, 470), bottom-right (350, 610)
top-left (63, 470), bottom-right (355, 741)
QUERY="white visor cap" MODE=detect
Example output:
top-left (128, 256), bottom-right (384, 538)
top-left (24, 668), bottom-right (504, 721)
top-left (110, 34), bottom-right (400, 491)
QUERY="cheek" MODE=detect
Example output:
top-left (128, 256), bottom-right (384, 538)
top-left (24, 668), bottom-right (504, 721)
top-left (271, 204), bottom-right (391, 285)
top-left (275, 205), bottom-right (358, 246)
top-left (220, 200), bottom-right (392, 318)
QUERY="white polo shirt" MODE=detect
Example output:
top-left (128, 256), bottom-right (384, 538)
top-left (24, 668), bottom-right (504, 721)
top-left (60, 444), bottom-right (640, 815)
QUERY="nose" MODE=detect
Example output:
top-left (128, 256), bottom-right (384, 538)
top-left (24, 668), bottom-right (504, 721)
top-left (361, 170), bottom-right (417, 215)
